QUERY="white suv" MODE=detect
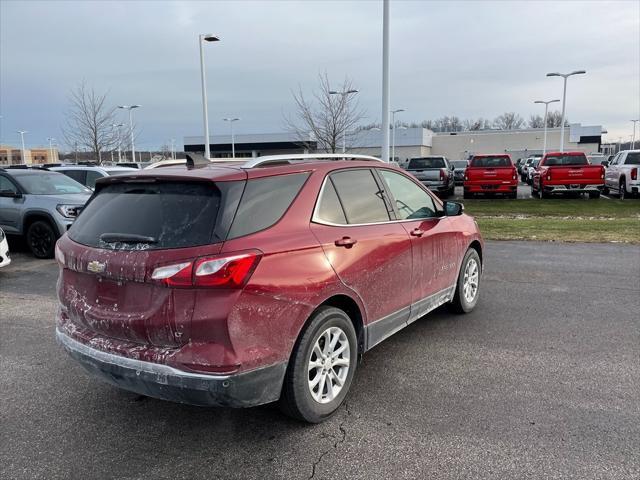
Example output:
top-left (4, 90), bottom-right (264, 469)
top-left (49, 165), bottom-right (137, 189)
top-left (604, 150), bottom-right (640, 199)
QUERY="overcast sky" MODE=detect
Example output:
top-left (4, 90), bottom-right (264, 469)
top-left (1, 0), bottom-right (638, 151)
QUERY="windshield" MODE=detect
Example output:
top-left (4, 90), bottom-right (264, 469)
top-left (14, 172), bottom-right (90, 195)
top-left (470, 156), bottom-right (511, 167)
top-left (625, 152), bottom-right (640, 165)
top-left (451, 160), bottom-right (468, 168)
top-left (408, 158), bottom-right (445, 169)
top-left (544, 154), bottom-right (588, 166)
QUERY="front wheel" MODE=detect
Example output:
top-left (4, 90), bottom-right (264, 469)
top-left (449, 248), bottom-right (481, 313)
top-left (279, 307), bottom-right (357, 423)
top-left (26, 220), bottom-right (57, 259)
top-left (619, 181), bottom-right (626, 200)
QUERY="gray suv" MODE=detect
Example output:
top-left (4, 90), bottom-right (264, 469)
top-left (0, 168), bottom-right (91, 258)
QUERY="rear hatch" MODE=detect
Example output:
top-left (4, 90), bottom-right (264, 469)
top-left (406, 157), bottom-right (447, 182)
top-left (543, 154), bottom-right (604, 185)
top-left (466, 156), bottom-right (516, 184)
top-left (58, 178), bottom-right (244, 347)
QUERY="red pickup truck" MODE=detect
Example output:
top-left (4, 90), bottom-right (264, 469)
top-left (531, 151), bottom-right (605, 199)
top-left (463, 154), bottom-right (518, 199)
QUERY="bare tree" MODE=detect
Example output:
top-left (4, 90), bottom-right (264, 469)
top-left (493, 112), bottom-right (525, 130)
top-left (62, 81), bottom-right (117, 163)
top-left (546, 110), bottom-right (568, 128)
top-left (463, 117), bottom-right (491, 131)
top-left (284, 72), bottom-right (365, 152)
top-left (528, 114), bottom-right (545, 128)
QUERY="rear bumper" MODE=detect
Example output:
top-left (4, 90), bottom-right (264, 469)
top-left (464, 183), bottom-right (517, 193)
top-left (56, 328), bottom-right (286, 408)
top-left (543, 184), bottom-right (603, 194)
top-left (419, 180), bottom-right (450, 192)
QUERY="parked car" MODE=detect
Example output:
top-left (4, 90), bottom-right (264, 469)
top-left (463, 154), bottom-right (518, 199)
top-left (405, 156), bottom-right (455, 197)
top-left (531, 151), bottom-right (605, 199)
top-left (519, 157), bottom-right (535, 181)
top-left (0, 227), bottom-right (10, 268)
top-left (116, 162), bottom-right (150, 169)
top-left (525, 158), bottom-right (541, 185)
top-left (144, 159), bottom-right (187, 169)
top-left (0, 168), bottom-right (91, 258)
top-left (50, 165), bottom-right (138, 189)
top-left (55, 153), bottom-right (484, 423)
top-left (603, 150), bottom-right (639, 199)
top-left (450, 160), bottom-right (468, 185)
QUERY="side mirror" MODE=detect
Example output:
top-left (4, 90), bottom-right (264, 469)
top-left (0, 190), bottom-right (22, 198)
top-left (444, 201), bottom-right (464, 216)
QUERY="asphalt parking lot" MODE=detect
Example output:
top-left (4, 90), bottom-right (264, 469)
top-left (1, 241), bottom-right (639, 480)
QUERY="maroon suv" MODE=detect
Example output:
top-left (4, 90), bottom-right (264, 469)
top-left (56, 154), bottom-right (483, 423)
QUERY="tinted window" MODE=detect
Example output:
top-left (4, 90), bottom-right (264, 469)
top-left (69, 182), bottom-right (223, 250)
top-left (0, 176), bottom-right (18, 194)
top-left (408, 158), bottom-right (445, 169)
top-left (228, 172), bottom-right (309, 239)
top-left (330, 170), bottom-right (390, 224)
top-left (85, 170), bottom-right (104, 188)
top-left (544, 154), bottom-right (588, 166)
top-left (379, 170), bottom-right (438, 220)
top-left (316, 179), bottom-right (347, 224)
top-left (470, 156), bottom-right (512, 167)
top-left (625, 152), bottom-right (640, 165)
top-left (59, 170), bottom-right (86, 185)
top-left (13, 172), bottom-right (90, 195)
top-left (451, 160), bottom-right (468, 169)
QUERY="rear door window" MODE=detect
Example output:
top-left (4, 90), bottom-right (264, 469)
top-left (59, 170), bottom-right (86, 185)
top-left (227, 172), bottom-right (309, 239)
top-left (329, 169), bottom-right (391, 224)
top-left (69, 181), bottom-right (227, 250)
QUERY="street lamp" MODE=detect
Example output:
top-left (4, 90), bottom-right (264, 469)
top-left (631, 119), bottom-right (639, 150)
top-left (381, 0), bottom-right (390, 162)
top-left (47, 137), bottom-right (55, 162)
top-left (17, 130), bottom-right (27, 164)
top-left (199, 33), bottom-right (220, 159)
top-left (170, 138), bottom-right (176, 160)
top-left (329, 88), bottom-right (359, 153)
top-left (117, 105), bottom-right (140, 161)
top-left (111, 123), bottom-right (124, 161)
top-left (533, 99), bottom-right (560, 156)
top-left (391, 108), bottom-right (405, 161)
top-left (223, 117), bottom-right (240, 158)
top-left (546, 70), bottom-right (586, 152)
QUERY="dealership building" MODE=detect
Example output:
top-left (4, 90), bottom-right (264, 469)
top-left (184, 123), bottom-right (604, 161)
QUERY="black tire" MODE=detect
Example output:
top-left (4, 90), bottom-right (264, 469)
top-left (619, 181), bottom-right (626, 200)
top-left (279, 307), bottom-right (357, 423)
top-left (510, 191), bottom-right (518, 199)
top-left (602, 186), bottom-right (610, 196)
top-left (26, 220), bottom-right (57, 259)
top-left (588, 191), bottom-right (601, 199)
top-left (449, 248), bottom-right (481, 314)
top-left (539, 182), bottom-right (550, 199)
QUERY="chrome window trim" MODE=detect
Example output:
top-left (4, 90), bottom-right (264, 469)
top-left (311, 167), bottom-right (445, 227)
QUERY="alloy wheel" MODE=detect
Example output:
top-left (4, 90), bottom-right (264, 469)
top-left (463, 258), bottom-right (479, 303)
top-left (29, 223), bottom-right (54, 258)
top-left (307, 326), bottom-right (350, 404)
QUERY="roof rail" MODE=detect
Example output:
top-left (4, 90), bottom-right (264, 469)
top-left (242, 153), bottom-right (382, 169)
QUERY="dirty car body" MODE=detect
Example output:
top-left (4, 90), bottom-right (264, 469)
top-left (55, 155), bottom-right (483, 422)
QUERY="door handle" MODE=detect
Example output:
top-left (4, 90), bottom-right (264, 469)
top-left (335, 236), bottom-right (357, 248)
top-left (410, 228), bottom-right (424, 237)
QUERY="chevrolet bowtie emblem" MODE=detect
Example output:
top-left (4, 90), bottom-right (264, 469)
top-left (87, 260), bottom-right (106, 274)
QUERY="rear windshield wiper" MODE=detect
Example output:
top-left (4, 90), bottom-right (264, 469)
top-left (99, 233), bottom-right (157, 243)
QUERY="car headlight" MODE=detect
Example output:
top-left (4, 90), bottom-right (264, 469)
top-left (56, 204), bottom-right (82, 218)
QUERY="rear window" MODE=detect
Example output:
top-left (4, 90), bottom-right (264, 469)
top-left (470, 156), bottom-right (512, 167)
top-left (408, 158), bottom-right (445, 169)
top-left (69, 182), bottom-right (228, 250)
top-left (451, 160), bottom-right (468, 168)
top-left (227, 172), bottom-right (309, 239)
top-left (625, 152), bottom-right (640, 165)
top-left (544, 154), bottom-right (588, 166)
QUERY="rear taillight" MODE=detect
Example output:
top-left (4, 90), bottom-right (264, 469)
top-left (440, 169), bottom-right (446, 181)
top-left (151, 251), bottom-right (262, 289)
top-left (512, 168), bottom-right (517, 180)
top-left (631, 168), bottom-right (637, 180)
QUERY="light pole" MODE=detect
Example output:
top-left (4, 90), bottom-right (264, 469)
top-left (533, 99), bottom-right (560, 156)
top-left (199, 33), bottom-right (220, 159)
top-left (381, 0), bottom-right (390, 162)
top-left (631, 119), bottom-right (639, 150)
top-left (112, 123), bottom-right (124, 161)
top-left (391, 108), bottom-right (404, 161)
top-left (47, 137), bottom-right (55, 162)
top-left (17, 130), bottom-right (27, 164)
top-left (117, 105), bottom-right (140, 162)
top-left (170, 138), bottom-right (176, 160)
top-left (223, 117), bottom-right (240, 158)
top-left (546, 70), bottom-right (586, 152)
top-left (329, 89), bottom-right (359, 153)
